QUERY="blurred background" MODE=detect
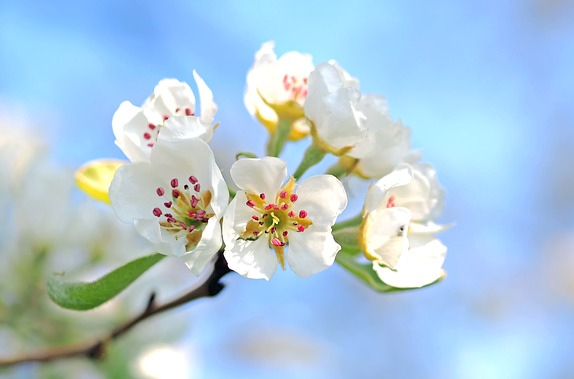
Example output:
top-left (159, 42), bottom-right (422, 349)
top-left (1, 0), bottom-right (574, 378)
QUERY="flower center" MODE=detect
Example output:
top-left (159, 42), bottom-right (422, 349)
top-left (142, 107), bottom-right (195, 149)
top-left (282, 74), bottom-right (308, 103)
top-left (152, 174), bottom-right (213, 251)
top-left (240, 177), bottom-right (313, 269)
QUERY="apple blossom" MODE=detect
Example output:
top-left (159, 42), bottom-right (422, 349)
top-left (244, 41), bottom-right (314, 140)
top-left (359, 164), bottom-right (447, 288)
top-left (304, 62), bottom-right (366, 155)
top-left (223, 157), bottom-right (347, 280)
top-left (112, 71), bottom-right (217, 162)
top-left (109, 137), bottom-right (229, 275)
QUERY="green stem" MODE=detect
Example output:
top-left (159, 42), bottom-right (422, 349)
top-left (293, 144), bottom-right (326, 180)
top-left (332, 213), bottom-right (363, 232)
top-left (266, 119), bottom-right (292, 157)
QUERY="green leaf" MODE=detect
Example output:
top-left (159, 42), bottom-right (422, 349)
top-left (335, 251), bottom-right (443, 293)
top-left (47, 253), bottom-right (165, 310)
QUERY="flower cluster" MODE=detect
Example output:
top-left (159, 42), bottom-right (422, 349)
top-left (78, 41), bottom-right (450, 289)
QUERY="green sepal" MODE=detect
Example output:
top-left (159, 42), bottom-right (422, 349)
top-left (236, 151), bottom-right (259, 160)
top-left (47, 253), bottom-right (165, 311)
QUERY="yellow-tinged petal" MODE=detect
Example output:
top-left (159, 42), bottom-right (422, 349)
top-left (75, 159), bottom-right (126, 204)
top-left (256, 91), bottom-right (310, 141)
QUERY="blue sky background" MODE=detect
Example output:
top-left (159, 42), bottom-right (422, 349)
top-left (1, 1), bottom-right (574, 378)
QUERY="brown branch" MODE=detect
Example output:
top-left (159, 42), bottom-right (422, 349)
top-left (0, 251), bottom-right (232, 368)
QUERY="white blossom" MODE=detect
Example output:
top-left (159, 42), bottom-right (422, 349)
top-left (223, 157), bottom-right (347, 280)
top-left (109, 137), bottom-right (228, 275)
top-left (244, 41), bottom-right (314, 139)
top-left (360, 164), bottom-right (447, 288)
top-left (112, 71), bottom-right (217, 162)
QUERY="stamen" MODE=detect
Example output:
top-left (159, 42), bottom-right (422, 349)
top-left (252, 215), bottom-right (259, 221)
top-left (163, 115), bottom-right (169, 121)
top-left (260, 193), bottom-right (266, 200)
top-left (299, 210), bottom-right (308, 218)
top-left (164, 201), bottom-right (172, 208)
top-left (279, 190), bottom-right (287, 198)
top-left (297, 225), bottom-right (305, 232)
top-left (194, 183), bottom-right (201, 192)
top-left (282, 231), bottom-right (288, 237)
top-left (185, 108), bottom-right (193, 116)
top-left (246, 200), bottom-right (255, 207)
top-left (386, 195), bottom-right (396, 208)
top-left (172, 189), bottom-right (180, 198)
top-left (281, 203), bottom-right (289, 210)
top-left (143, 132), bottom-right (151, 140)
top-left (271, 238), bottom-right (283, 246)
top-left (189, 175), bottom-right (198, 184)
top-left (290, 194), bottom-right (298, 202)
top-left (153, 208), bottom-right (162, 217)
top-left (156, 187), bottom-right (165, 196)
top-left (148, 123), bottom-right (156, 130)
top-left (191, 195), bottom-right (199, 208)
top-left (288, 211), bottom-right (295, 217)
top-left (170, 178), bottom-right (179, 188)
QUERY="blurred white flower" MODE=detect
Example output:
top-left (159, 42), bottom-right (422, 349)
top-left (112, 71), bottom-right (217, 162)
top-left (133, 344), bottom-right (199, 379)
top-left (223, 157), bottom-right (347, 280)
top-left (360, 164), bottom-right (447, 288)
top-left (304, 62), bottom-right (367, 154)
top-left (109, 137), bottom-right (228, 275)
top-left (244, 41), bottom-right (314, 139)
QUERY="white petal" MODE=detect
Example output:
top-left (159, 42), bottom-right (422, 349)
top-left (372, 237), bottom-right (446, 288)
top-left (230, 157), bottom-right (287, 196)
top-left (295, 175), bottom-right (347, 226)
top-left (149, 79), bottom-right (196, 117)
top-left (388, 163), bottom-right (445, 222)
top-left (364, 165), bottom-right (413, 213)
top-left (160, 116), bottom-right (213, 143)
top-left (244, 41), bottom-right (278, 121)
top-left (182, 217), bottom-right (222, 276)
top-left (223, 196), bottom-right (277, 280)
top-left (362, 207), bottom-right (412, 268)
top-left (193, 70), bottom-right (217, 124)
top-left (109, 162), bottom-right (166, 222)
top-left (287, 226), bottom-right (340, 277)
top-left (409, 221), bottom-right (451, 235)
top-left (112, 101), bottom-right (153, 162)
top-left (150, 137), bottom-right (228, 216)
top-left (134, 218), bottom-right (187, 256)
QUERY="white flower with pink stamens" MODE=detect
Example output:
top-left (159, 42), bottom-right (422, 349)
top-left (222, 157), bottom-right (347, 280)
top-left (244, 41), bottom-right (314, 139)
top-left (112, 71), bottom-right (217, 162)
top-left (359, 164), bottom-right (447, 288)
top-left (109, 137), bottom-right (228, 275)
top-left (304, 62), bottom-right (367, 154)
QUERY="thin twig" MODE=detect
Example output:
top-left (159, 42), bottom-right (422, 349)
top-left (0, 251), bottom-right (232, 367)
